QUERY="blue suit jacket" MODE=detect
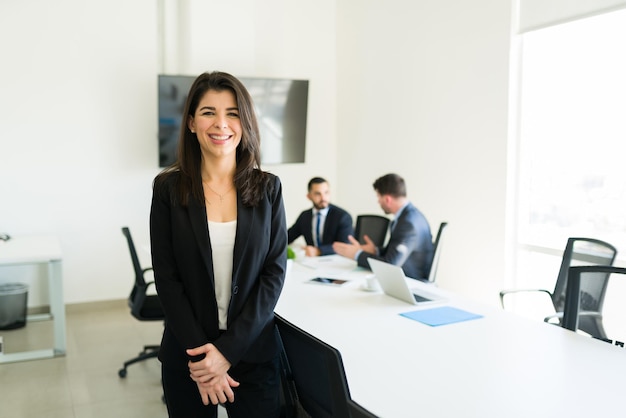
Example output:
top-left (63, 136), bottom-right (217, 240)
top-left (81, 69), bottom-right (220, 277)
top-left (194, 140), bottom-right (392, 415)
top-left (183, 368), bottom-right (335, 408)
top-left (287, 204), bottom-right (353, 255)
top-left (150, 171), bottom-right (287, 370)
top-left (357, 202), bottom-right (433, 280)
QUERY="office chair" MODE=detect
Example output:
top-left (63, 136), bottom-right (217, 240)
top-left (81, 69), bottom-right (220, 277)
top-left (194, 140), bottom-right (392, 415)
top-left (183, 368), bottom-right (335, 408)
top-left (354, 215), bottom-right (390, 248)
top-left (275, 314), bottom-right (378, 418)
top-left (499, 237), bottom-right (617, 334)
top-left (425, 222), bottom-right (448, 283)
top-left (118, 227), bottom-right (164, 378)
top-left (562, 265), bottom-right (626, 342)
top-left (348, 400), bottom-right (379, 418)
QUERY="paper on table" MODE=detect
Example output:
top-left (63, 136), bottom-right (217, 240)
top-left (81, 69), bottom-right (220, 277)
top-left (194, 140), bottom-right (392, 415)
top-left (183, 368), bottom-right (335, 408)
top-left (296, 254), bottom-right (359, 275)
top-left (400, 306), bottom-right (483, 326)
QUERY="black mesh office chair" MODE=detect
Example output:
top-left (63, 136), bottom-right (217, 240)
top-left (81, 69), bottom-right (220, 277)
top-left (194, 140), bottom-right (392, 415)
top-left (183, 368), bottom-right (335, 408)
top-left (562, 265), bottom-right (626, 342)
top-left (500, 237), bottom-right (617, 333)
top-left (354, 215), bottom-right (390, 248)
top-left (275, 314), bottom-right (378, 418)
top-left (425, 222), bottom-right (448, 283)
top-left (118, 227), bottom-right (164, 378)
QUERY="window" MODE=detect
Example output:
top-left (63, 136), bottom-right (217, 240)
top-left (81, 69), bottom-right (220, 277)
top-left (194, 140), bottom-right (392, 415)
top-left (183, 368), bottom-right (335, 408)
top-left (513, 8), bottom-right (626, 295)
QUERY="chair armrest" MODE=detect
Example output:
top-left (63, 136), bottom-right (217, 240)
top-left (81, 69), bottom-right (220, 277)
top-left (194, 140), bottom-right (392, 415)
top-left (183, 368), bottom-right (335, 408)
top-left (543, 311), bottom-right (563, 324)
top-left (142, 267), bottom-right (156, 290)
top-left (499, 288), bottom-right (552, 309)
top-left (543, 311), bottom-right (602, 325)
top-left (578, 311), bottom-right (603, 319)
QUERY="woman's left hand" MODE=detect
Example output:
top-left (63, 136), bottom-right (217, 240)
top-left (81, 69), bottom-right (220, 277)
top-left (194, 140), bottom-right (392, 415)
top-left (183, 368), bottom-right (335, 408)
top-left (195, 373), bottom-right (240, 405)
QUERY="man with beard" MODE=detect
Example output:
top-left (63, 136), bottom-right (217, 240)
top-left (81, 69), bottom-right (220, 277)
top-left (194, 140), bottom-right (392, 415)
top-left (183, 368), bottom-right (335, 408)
top-left (288, 177), bottom-right (353, 256)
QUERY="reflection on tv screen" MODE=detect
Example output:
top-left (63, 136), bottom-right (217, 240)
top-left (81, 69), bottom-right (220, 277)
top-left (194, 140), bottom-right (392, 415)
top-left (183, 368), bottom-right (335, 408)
top-left (158, 75), bottom-right (308, 167)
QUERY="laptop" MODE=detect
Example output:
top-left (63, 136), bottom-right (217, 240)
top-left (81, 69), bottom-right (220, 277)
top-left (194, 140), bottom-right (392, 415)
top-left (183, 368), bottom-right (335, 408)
top-left (367, 258), bottom-right (445, 305)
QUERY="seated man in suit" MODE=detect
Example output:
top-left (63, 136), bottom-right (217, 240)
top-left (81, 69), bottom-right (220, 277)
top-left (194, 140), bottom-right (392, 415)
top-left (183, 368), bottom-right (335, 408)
top-left (288, 177), bottom-right (354, 256)
top-left (333, 173), bottom-right (434, 280)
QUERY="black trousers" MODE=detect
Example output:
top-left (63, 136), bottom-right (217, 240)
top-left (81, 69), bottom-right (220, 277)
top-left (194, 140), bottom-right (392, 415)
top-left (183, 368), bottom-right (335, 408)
top-left (162, 356), bottom-right (281, 418)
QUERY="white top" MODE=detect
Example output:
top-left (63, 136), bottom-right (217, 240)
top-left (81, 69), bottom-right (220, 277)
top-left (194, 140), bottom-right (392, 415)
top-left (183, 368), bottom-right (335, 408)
top-left (208, 220), bottom-right (236, 330)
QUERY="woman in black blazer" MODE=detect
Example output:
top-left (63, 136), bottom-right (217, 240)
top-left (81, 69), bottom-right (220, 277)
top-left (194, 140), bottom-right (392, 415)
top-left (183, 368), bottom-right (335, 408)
top-left (150, 71), bottom-right (287, 417)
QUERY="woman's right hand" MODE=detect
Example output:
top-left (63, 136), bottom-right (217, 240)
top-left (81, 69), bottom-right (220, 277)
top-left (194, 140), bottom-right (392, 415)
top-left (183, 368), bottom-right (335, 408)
top-left (187, 343), bottom-right (240, 405)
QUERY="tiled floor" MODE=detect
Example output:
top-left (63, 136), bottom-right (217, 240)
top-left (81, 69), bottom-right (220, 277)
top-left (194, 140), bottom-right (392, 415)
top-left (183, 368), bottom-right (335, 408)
top-left (0, 300), bottom-right (227, 418)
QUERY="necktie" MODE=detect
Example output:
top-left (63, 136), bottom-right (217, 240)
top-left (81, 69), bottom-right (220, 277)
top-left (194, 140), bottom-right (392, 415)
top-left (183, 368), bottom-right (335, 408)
top-left (315, 212), bottom-right (321, 247)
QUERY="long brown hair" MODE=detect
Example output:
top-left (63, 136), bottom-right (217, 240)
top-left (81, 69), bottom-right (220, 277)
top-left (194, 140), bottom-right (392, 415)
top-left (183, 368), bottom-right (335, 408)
top-left (155, 71), bottom-right (271, 207)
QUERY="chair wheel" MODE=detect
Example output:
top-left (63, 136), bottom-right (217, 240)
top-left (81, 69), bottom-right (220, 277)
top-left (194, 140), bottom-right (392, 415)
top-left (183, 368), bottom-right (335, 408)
top-left (118, 368), bottom-right (127, 378)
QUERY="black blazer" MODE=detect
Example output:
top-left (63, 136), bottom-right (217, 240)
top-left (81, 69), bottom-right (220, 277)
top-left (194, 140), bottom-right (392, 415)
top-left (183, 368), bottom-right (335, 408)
top-left (357, 202), bottom-right (433, 280)
top-left (287, 204), bottom-right (353, 255)
top-left (150, 171), bottom-right (287, 370)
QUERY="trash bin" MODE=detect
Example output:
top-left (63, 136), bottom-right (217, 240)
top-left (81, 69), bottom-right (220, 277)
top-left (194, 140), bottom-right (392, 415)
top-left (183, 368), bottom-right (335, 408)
top-left (0, 283), bottom-right (29, 330)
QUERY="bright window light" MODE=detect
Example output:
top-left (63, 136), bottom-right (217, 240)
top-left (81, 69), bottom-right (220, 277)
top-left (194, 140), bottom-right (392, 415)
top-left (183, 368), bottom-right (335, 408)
top-left (509, 8), bottom-right (626, 314)
top-left (517, 8), bottom-right (626, 256)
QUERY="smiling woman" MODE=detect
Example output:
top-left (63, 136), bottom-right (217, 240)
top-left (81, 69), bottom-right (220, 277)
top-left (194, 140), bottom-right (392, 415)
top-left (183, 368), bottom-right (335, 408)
top-left (190, 90), bottom-right (242, 173)
top-left (151, 71), bottom-right (288, 417)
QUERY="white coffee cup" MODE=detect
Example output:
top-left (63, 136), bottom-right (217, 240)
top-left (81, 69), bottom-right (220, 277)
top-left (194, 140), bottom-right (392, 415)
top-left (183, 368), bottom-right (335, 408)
top-left (364, 275), bottom-right (378, 291)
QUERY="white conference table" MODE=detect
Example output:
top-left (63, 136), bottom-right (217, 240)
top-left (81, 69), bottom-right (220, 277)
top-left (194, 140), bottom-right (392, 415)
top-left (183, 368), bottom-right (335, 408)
top-left (276, 255), bottom-right (626, 418)
top-left (0, 235), bottom-right (66, 363)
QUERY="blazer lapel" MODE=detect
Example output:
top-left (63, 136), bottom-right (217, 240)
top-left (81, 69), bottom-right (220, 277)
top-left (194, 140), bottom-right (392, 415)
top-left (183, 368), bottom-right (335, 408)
top-left (188, 196), bottom-right (213, 282)
top-left (304, 209), bottom-right (314, 244)
top-left (322, 206), bottom-right (332, 237)
top-left (232, 194), bottom-right (252, 285)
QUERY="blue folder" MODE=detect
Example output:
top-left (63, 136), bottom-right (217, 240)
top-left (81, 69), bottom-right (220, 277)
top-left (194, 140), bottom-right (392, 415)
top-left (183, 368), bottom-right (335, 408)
top-left (400, 306), bottom-right (483, 326)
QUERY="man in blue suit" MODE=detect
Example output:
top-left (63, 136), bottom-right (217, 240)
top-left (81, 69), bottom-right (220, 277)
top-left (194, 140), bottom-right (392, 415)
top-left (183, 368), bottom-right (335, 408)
top-left (288, 177), bottom-right (353, 256)
top-left (333, 173), bottom-right (434, 280)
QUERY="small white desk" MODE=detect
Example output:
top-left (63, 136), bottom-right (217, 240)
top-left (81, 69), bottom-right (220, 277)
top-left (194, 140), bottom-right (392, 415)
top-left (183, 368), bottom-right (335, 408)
top-left (276, 256), bottom-right (626, 418)
top-left (0, 235), bottom-right (66, 363)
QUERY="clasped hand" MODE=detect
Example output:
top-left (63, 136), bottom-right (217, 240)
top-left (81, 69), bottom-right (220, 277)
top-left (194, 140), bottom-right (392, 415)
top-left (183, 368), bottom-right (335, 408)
top-left (187, 343), bottom-right (240, 406)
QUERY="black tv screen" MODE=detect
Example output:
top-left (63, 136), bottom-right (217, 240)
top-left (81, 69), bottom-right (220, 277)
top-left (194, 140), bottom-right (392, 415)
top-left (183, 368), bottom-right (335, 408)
top-left (158, 74), bottom-right (309, 167)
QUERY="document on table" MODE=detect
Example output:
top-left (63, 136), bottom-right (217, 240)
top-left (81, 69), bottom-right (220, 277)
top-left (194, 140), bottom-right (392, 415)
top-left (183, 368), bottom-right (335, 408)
top-left (296, 254), bottom-right (363, 276)
top-left (400, 306), bottom-right (483, 326)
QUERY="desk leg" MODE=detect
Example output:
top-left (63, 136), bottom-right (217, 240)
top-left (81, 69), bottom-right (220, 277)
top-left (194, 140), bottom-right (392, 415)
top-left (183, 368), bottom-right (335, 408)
top-left (49, 260), bottom-right (66, 356)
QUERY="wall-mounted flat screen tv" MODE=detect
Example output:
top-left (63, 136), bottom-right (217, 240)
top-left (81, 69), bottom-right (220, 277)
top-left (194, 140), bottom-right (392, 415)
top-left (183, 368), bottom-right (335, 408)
top-left (158, 74), bottom-right (309, 167)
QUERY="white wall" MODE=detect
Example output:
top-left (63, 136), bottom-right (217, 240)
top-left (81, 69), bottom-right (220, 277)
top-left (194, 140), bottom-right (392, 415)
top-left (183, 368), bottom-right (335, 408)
top-left (0, 0), bottom-right (513, 308)
top-left (336, 0), bottom-right (513, 305)
top-left (0, 0), bottom-right (161, 305)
